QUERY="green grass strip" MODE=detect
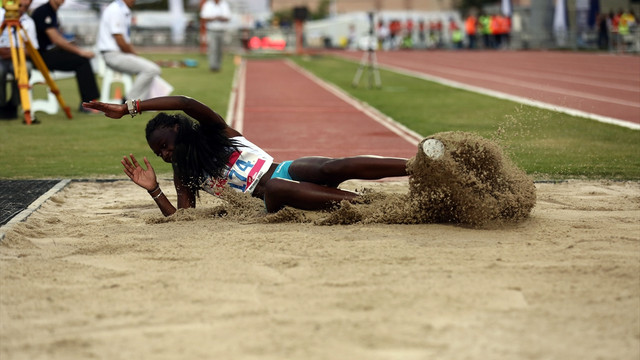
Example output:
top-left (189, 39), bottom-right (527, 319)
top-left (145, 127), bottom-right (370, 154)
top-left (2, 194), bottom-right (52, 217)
top-left (292, 55), bottom-right (640, 180)
top-left (0, 52), bottom-right (637, 180)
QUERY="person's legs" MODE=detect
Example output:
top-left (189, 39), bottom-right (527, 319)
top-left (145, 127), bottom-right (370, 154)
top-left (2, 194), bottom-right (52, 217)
top-left (264, 178), bottom-right (359, 213)
top-left (0, 59), bottom-right (11, 107)
top-left (103, 52), bottom-right (161, 100)
top-left (215, 31), bottom-right (225, 69)
top-left (288, 156), bottom-right (409, 187)
top-left (42, 48), bottom-right (99, 102)
top-left (207, 30), bottom-right (224, 71)
top-left (0, 59), bottom-right (19, 118)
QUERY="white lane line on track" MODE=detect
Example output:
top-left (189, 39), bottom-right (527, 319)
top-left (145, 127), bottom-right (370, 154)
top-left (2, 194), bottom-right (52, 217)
top-left (225, 57), bottom-right (242, 127)
top-left (399, 57), bottom-right (640, 92)
top-left (285, 59), bottom-right (424, 146)
top-left (373, 61), bottom-right (640, 131)
top-left (0, 179), bottom-right (71, 242)
top-left (227, 58), bottom-right (247, 133)
top-left (398, 62), bottom-right (640, 108)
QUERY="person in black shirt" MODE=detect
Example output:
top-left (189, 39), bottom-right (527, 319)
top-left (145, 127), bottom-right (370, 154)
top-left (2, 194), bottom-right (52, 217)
top-left (31, 0), bottom-right (99, 112)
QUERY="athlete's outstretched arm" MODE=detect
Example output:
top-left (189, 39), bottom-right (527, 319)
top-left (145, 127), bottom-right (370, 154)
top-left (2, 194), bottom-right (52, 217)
top-left (122, 154), bottom-right (195, 216)
top-left (83, 96), bottom-right (241, 138)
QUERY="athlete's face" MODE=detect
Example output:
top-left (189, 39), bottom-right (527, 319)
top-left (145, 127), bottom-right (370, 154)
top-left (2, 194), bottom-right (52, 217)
top-left (148, 125), bottom-right (179, 163)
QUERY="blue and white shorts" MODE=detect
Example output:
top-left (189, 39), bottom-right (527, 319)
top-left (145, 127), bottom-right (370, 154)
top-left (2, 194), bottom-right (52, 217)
top-left (271, 160), bottom-right (293, 181)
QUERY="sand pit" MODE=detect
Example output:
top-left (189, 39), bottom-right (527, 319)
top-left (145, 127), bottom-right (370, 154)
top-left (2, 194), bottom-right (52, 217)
top-left (1, 178), bottom-right (638, 360)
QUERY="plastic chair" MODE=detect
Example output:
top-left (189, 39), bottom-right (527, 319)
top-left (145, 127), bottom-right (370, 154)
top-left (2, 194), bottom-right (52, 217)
top-left (100, 65), bottom-right (133, 103)
top-left (29, 69), bottom-right (74, 117)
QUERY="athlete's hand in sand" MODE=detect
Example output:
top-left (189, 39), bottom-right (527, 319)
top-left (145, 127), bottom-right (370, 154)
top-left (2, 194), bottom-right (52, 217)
top-left (82, 101), bottom-right (127, 119)
top-left (122, 154), bottom-right (158, 191)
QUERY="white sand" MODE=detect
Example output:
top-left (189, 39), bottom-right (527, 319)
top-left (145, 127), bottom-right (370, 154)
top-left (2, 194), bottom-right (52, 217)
top-left (1, 180), bottom-right (639, 360)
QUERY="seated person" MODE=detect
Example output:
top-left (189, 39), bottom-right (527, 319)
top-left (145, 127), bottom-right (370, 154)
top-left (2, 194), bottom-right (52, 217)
top-left (96, 0), bottom-right (161, 101)
top-left (32, 0), bottom-right (100, 113)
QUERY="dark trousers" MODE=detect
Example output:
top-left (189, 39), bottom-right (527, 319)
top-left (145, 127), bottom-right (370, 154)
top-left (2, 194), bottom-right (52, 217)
top-left (0, 59), bottom-right (20, 108)
top-left (40, 47), bottom-right (99, 102)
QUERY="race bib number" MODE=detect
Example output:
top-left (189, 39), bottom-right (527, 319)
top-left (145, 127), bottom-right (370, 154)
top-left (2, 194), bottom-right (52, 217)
top-left (201, 147), bottom-right (272, 197)
top-left (225, 151), bottom-right (267, 193)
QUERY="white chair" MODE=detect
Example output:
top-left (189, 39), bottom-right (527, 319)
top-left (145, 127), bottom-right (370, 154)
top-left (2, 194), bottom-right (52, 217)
top-left (29, 69), bottom-right (74, 117)
top-left (100, 66), bottom-right (132, 103)
top-left (94, 51), bottom-right (133, 103)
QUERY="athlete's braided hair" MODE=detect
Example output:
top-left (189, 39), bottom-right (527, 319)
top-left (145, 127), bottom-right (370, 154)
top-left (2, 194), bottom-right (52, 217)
top-left (145, 112), bottom-right (237, 193)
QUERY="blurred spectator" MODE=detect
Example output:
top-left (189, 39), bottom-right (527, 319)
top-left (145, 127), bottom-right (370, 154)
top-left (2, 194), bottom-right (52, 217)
top-left (619, 9), bottom-right (636, 52)
top-left (496, 14), bottom-right (510, 49)
top-left (417, 19), bottom-right (426, 48)
top-left (429, 20), bottom-right (443, 48)
top-left (401, 30), bottom-right (413, 49)
top-left (490, 14), bottom-right (500, 48)
top-left (200, 0), bottom-right (230, 72)
top-left (96, 0), bottom-right (162, 101)
top-left (449, 18), bottom-right (463, 49)
top-left (610, 10), bottom-right (620, 50)
top-left (465, 13), bottom-right (478, 49)
top-left (389, 19), bottom-right (401, 49)
top-left (377, 19), bottom-right (390, 50)
top-left (596, 12), bottom-right (609, 50)
top-left (347, 24), bottom-right (356, 50)
top-left (479, 12), bottom-right (491, 49)
top-left (405, 17), bottom-right (414, 43)
top-left (32, 0), bottom-right (100, 112)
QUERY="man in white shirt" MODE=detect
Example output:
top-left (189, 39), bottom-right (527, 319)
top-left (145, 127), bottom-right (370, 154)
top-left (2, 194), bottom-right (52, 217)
top-left (96, 0), bottom-right (161, 101)
top-left (200, 0), bottom-right (230, 72)
top-left (0, 0), bottom-right (39, 119)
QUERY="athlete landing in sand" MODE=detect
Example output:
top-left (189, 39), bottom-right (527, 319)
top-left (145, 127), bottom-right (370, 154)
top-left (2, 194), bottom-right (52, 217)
top-left (84, 96), bottom-right (414, 215)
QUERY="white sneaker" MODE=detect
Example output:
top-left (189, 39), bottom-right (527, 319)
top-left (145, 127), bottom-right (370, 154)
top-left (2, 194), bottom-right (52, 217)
top-left (421, 138), bottom-right (445, 160)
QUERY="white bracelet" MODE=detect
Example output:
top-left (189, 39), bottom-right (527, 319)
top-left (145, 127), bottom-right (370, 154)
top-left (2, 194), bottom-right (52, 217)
top-left (152, 191), bottom-right (163, 200)
top-left (126, 99), bottom-right (137, 117)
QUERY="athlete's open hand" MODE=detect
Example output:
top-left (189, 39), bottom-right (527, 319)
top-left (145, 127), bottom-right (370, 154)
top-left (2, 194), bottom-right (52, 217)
top-left (82, 101), bottom-right (127, 119)
top-left (122, 154), bottom-right (158, 191)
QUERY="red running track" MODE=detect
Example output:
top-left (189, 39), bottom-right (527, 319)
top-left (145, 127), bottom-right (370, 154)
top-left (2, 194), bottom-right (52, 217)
top-left (334, 50), bottom-right (640, 126)
top-left (234, 59), bottom-right (420, 162)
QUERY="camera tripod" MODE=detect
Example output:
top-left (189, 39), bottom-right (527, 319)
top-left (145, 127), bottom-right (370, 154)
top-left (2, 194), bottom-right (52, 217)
top-left (352, 12), bottom-right (381, 89)
top-left (351, 45), bottom-right (381, 89)
top-left (0, 11), bottom-right (71, 124)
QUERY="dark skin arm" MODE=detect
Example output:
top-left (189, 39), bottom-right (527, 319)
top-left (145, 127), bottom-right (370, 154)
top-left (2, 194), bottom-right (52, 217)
top-left (113, 33), bottom-right (136, 54)
top-left (83, 96), bottom-right (241, 138)
top-left (85, 96), bottom-right (237, 216)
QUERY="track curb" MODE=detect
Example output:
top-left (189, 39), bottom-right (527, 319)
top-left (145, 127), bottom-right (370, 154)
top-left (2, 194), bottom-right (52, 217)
top-left (0, 179), bottom-right (71, 242)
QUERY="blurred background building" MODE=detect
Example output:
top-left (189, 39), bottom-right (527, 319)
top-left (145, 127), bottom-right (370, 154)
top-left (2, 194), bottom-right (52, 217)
top-left (29, 0), bottom-right (638, 53)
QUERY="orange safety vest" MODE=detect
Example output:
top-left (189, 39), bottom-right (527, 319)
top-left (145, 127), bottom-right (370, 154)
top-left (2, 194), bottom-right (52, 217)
top-left (465, 16), bottom-right (477, 35)
top-left (490, 16), bottom-right (499, 35)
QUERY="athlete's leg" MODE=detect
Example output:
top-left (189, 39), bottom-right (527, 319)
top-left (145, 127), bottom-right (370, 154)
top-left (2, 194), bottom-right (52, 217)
top-left (288, 156), bottom-right (409, 187)
top-left (264, 178), bottom-right (358, 213)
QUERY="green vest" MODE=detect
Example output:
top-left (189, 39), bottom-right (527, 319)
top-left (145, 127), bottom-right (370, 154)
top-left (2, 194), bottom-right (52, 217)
top-left (479, 16), bottom-right (491, 35)
top-left (452, 29), bottom-right (463, 42)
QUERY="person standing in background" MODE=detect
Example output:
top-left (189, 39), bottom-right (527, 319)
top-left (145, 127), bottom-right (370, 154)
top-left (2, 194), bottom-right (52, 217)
top-left (96, 0), bottom-right (161, 101)
top-left (465, 13), bottom-right (477, 49)
top-left (199, 0), bottom-right (230, 72)
top-left (32, 0), bottom-right (100, 113)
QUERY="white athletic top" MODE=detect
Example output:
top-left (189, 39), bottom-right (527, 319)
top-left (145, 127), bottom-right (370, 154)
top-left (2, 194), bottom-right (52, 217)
top-left (200, 136), bottom-right (273, 196)
top-left (200, 0), bottom-right (231, 31)
top-left (96, 0), bottom-right (131, 52)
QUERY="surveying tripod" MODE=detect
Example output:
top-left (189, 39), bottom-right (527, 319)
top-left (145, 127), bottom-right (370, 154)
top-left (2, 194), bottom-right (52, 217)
top-left (351, 44), bottom-right (381, 89)
top-left (0, 0), bottom-right (71, 124)
top-left (352, 12), bottom-right (381, 89)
